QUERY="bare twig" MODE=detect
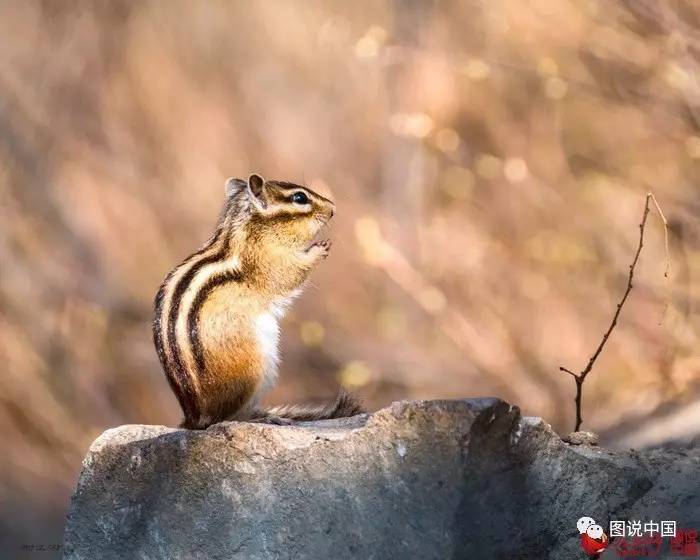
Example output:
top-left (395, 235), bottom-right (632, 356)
top-left (560, 193), bottom-right (668, 432)
top-left (648, 192), bottom-right (671, 325)
top-left (648, 192), bottom-right (670, 280)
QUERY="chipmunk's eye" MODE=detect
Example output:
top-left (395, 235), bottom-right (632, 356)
top-left (291, 191), bottom-right (309, 205)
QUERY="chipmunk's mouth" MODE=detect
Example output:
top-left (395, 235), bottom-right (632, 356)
top-left (305, 219), bottom-right (331, 251)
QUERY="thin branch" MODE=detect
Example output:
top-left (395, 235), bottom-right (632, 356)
top-left (560, 192), bottom-right (669, 432)
top-left (559, 366), bottom-right (579, 379)
top-left (578, 201), bottom-right (650, 382)
top-left (648, 191), bottom-right (671, 326)
top-left (648, 192), bottom-right (670, 279)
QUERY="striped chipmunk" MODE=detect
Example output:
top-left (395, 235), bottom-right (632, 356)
top-left (153, 174), bottom-right (364, 429)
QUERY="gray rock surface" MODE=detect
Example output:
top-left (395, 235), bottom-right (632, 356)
top-left (63, 399), bottom-right (700, 559)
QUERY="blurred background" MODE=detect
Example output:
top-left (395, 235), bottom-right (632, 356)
top-left (1, 0), bottom-right (700, 554)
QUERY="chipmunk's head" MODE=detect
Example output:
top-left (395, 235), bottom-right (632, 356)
top-left (224, 174), bottom-right (335, 251)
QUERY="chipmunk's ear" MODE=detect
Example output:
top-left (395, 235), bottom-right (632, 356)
top-left (224, 177), bottom-right (247, 197)
top-left (246, 173), bottom-right (267, 209)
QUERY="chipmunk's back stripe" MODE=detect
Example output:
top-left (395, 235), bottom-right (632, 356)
top-left (161, 228), bottom-right (230, 419)
top-left (153, 283), bottom-right (170, 368)
top-left (166, 253), bottom-right (227, 417)
top-left (187, 269), bottom-right (243, 372)
top-left (153, 226), bottom-right (224, 380)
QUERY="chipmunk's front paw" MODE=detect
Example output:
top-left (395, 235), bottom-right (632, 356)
top-left (307, 239), bottom-right (331, 259)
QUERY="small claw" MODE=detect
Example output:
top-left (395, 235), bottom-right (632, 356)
top-left (307, 239), bottom-right (331, 257)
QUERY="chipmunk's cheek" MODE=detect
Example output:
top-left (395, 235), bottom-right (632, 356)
top-left (306, 220), bottom-right (322, 239)
top-left (301, 221), bottom-right (325, 251)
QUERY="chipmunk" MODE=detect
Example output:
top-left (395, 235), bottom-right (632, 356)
top-left (153, 174), bottom-right (363, 429)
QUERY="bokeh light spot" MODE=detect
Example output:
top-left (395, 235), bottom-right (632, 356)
top-left (389, 112), bottom-right (434, 138)
top-left (461, 57), bottom-right (491, 80)
top-left (338, 360), bottom-right (373, 388)
top-left (544, 77), bottom-right (568, 99)
top-left (475, 154), bottom-right (502, 179)
top-left (504, 158), bottom-right (529, 183)
top-left (300, 321), bottom-right (325, 346)
top-left (435, 128), bottom-right (460, 153)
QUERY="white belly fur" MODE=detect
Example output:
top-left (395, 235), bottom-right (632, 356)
top-left (252, 289), bottom-right (302, 403)
top-left (254, 311), bottom-right (280, 397)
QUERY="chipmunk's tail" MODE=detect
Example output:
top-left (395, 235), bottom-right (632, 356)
top-left (262, 391), bottom-right (365, 422)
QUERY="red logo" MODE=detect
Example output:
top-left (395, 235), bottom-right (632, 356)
top-left (578, 517), bottom-right (610, 557)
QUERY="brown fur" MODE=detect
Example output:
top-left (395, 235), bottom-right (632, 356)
top-left (260, 391), bottom-right (365, 422)
top-left (155, 174), bottom-right (365, 429)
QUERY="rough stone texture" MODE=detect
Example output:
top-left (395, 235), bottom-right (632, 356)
top-left (63, 399), bottom-right (700, 559)
top-left (564, 430), bottom-right (600, 446)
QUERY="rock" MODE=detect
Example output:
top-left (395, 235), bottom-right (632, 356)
top-left (564, 430), bottom-right (600, 446)
top-left (63, 399), bottom-right (700, 559)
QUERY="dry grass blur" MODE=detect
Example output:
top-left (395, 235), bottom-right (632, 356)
top-left (1, 0), bottom-right (700, 552)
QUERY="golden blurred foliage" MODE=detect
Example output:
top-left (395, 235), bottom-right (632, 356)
top-left (1, 0), bottom-right (700, 551)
